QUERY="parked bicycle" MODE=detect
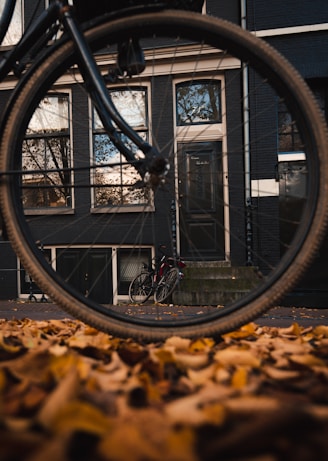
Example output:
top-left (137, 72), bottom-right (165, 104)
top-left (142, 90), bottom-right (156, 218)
top-left (129, 245), bottom-right (186, 304)
top-left (0, 1), bottom-right (327, 340)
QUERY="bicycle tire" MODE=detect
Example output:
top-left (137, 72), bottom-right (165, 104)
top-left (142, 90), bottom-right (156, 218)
top-left (1, 11), bottom-right (328, 340)
top-left (154, 267), bottom-right (180, 303)
top-left (129, 272), bottom-right (154, 303)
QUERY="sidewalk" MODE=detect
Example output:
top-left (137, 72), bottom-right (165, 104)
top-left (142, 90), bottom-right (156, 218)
top-left (0, 299), bottom-right (327, 327)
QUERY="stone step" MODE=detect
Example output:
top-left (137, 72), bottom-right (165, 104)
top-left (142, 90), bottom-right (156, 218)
top-left (183, 265), bottom-right (261, 282)
top-left (172, 264), bottom-right (262, 306)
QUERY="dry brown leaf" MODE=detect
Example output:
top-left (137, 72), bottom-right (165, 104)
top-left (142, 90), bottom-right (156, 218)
top-left (314, 325), bottom-right (328, 338)
top-left (187, 364), bottom-right (216, 385)
top-left (223, 395), bottom-right (281, 414)
top-left (231, 366), bottom-right (248, 389)
top-left (1, 317), bottom-right (328, 461)
top-left (1, 349), bottom-right (52, 384)
top-left (67, 330), bottom-right (112, 350)
top-left (189, 337), bottom-right (215, 352)
top-left (214, 347), bottom-right (261, 368)
top-left (269, 337), bottom-right (312, 355)
top-left (24, 433), bottom-right (71, 461)
top-left (288, 353), bottom-right (326, 368)
top-left (50, 400), bottom-right (113, 435)
top-left (165, 426), bottom-right (198, 461)
top-left (164, 336), bottom-right (191, 351)
top-left (165, 383), bottom-right (231, 425)
top-left (36, 367), bottom-right (80, 430)
top-left (222, 323), bottom-right (258, 341)
top-left (0, 331), bottom-right (23, 354)
top-left (278, 322), bottom-right (302, 336)
top-left (174, 351), bottom-right (209, 369)
top-left (263, 366), bottom-right (300, 380)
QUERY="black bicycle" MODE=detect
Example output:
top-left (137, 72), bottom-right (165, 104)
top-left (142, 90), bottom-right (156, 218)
top-left (0, 0), bottom-right (327, 340)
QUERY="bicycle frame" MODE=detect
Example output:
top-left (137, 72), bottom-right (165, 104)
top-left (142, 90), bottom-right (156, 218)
top-left (0, 0), bottom-right (167, 184)
top-left (152, 246), bottom-right (186, 282)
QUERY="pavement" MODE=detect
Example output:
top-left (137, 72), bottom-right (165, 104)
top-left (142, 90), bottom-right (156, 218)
top-left (0, 299), bottom-right (327, 328)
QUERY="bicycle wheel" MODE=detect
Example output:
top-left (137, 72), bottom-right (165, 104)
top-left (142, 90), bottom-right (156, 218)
top-left (154, 267), bottom-right (180, 304)
top-left (129, 272), bottom-right (154, 303)
top-left (1, 10), bottom-right (328, 340)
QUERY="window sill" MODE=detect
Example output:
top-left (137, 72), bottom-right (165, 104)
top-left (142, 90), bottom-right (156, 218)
top-left (24, 208), bottom-right (74, 215)
top-left (91, 205), bottom-right (155, 214)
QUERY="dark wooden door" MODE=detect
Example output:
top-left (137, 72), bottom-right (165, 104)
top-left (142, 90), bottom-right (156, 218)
top-left (178, 142), bottom-right (225, 260)
top-left (56, 248), bottom-right (113, 303)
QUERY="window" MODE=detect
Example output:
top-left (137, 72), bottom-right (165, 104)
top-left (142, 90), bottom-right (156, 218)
top-left (23, 93), bottom-right (72, 210)
top-left (117, 247), bottom-right (151, 295)
top-left (1, 0), bottom-right (23, 45)
top-left (92, 87), bottom-right (151, 209)
top-left (278, 102), bottom-right (303, 153)
top-left (176, 80), bottom-right (221, 126)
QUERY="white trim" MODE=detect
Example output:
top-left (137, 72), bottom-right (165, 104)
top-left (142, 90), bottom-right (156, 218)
top-left (251, 178), bottom-right (279, 197)
top-left (17, 244), bottom-right (154, 304)
top-left (112, 247), bottom-right (118, 305)
top-left (278, 152), bottom-right (306, 162)
top-left (89, 82), bottom-right (153, 212)
top-left (22, 89), bottom-right (75, 213)
top-left (173, 75), bottom-right (231, 262)
top-left (253, 23), bottom-right (328, 38)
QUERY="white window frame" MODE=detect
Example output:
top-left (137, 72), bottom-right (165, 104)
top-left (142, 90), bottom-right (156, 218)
top-left (23, 89), bottom-right (75, 215)
top-left (89, 82), bottom-right (154, 213)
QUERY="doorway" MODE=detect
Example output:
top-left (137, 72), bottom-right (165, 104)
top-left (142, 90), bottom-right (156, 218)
top-left (56, 248), bottom-right (113, 303)
top-left (178, 141), bottom-right (225, 260)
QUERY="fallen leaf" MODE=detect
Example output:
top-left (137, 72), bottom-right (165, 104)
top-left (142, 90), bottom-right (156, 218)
top-left (214, 347), bottom-right (261, 368)
top-left (263, 366), bottom-right (300, 380)
top-left (289, 353), bottom-right (326, 368)
top-left (37, 367), bottom-right (80, 430)
top-left (231, 366), bottom-right (248, 389)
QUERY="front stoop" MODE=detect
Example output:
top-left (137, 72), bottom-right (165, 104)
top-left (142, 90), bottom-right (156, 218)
top-left (172, 263), bottom-right (262, 306)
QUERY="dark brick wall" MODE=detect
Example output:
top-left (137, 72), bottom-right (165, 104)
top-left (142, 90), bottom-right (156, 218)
top-left (247, 0), bottom-right (328, 30)
top-left (0, 242), bottom-right (17, 299)
top-left (267, 32), bottom-right (328, 80)
top-left (206, 0), bottom-right (240, 24)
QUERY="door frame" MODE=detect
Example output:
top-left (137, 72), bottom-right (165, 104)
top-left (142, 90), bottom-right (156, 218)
top-left (173, 76), bottom-right (230, 261)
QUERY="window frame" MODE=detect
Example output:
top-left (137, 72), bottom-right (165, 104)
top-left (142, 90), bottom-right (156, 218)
top-left (23, 90), bottom-right (74, 215)
top-left (90, 83), bottom-right (154, 213)
top-left (176, 78), bottom-right (222, 127)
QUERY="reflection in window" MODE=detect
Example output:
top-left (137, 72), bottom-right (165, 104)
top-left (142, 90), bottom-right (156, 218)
top-left (23, 94), bottom-right (72, 209)
top-left (1, 0), bottom-right (22, 45)
top-left (278, 102), bottom-right (303, 152)
top-left (93, 88), bottom-right (150, 208)
top-left (176, 80), bottom-right (221, 125)
top-left (117, 248), bottom-right (151, 295)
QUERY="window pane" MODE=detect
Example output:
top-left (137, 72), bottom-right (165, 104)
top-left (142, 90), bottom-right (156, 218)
top-left (94, 133), bottom-right (150, 207)
top-left (22, 138), bottom-right (71, 208)
top-left (278, 103), bottom-right (303, 152)
top-left (28, 95), bottom-right (69, 134)
top-left (117, 248), bottom-right (152, 295)
top-left (1, 0), bottom-right (22, 45)
top-left (176, 80), bottom-right (221, 125)
top-left (93, 88), bottom-right (147, 129)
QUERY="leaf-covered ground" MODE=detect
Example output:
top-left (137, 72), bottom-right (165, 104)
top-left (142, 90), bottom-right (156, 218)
top-left (0, 318), bottom-right (328, 461)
